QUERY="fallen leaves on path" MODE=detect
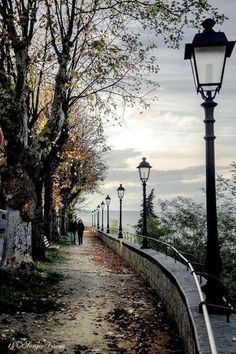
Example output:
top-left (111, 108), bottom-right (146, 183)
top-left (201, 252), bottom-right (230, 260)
top-left (89, 235), bottom-right (130, 274)
top-left (86, 232), bottom-right (184, 354)
top-left (104, 301), bottom-right (183, 353)
top-left (0, 230), bottom-right (185, 354)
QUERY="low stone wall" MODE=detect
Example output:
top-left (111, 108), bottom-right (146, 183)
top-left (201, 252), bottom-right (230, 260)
top-left (98, 231), bottom-right (204, 354)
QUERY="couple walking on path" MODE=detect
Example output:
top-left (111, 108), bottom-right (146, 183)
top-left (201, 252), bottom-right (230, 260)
top-left (68, 217), bottom-right (85, 245)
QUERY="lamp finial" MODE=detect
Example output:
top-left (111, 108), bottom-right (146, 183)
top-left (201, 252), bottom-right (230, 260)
top-left (201, 18), bottom-right (215, 32)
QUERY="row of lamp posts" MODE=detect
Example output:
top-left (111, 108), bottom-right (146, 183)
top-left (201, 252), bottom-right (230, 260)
top-left (92, 195), bottom-right (111, 233)
top-left (92, 19), bottom-right (235, 310)
top-left (91, 157), bottom-right (152, 248)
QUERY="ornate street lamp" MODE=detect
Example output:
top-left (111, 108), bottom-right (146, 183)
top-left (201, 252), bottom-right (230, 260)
top-left (97, 205), bottom-right (100, 229)
top-left (101, 201), bottom-right (105, 231)
top-left (137, 157), bottom-right (152, 248)
top-left (185, 19), bottom-right (235, 308)
top-left (105, 195), bottom-right (111, 233)
top-left (117, 184), bottom-right (125, 238)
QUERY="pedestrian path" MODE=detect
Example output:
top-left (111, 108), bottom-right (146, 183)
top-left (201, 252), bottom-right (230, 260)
top-left (0, 229), bottom-right (183, 353)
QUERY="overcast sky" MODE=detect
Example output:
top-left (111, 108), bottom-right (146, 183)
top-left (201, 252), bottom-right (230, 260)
top-left (83, 0), bottom-right (236, 212)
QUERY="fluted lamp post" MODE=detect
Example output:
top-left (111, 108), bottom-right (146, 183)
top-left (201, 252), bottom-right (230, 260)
top-left (97, 205), bottom-right (100, 230)
top-left (117, 184), bottom-right (125, 239)
top-left (137, 157), bottom-right (152, 249)
top-left (101, 201), bottom-right (105, 231)
top-left (185, 18), bottom-right (235, 308)
top-left (105, 195), bottom-right (111, 233)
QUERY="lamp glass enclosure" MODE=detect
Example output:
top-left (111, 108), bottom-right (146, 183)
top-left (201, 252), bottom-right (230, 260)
top-left (105, 195), bottom-right (111, 206)
top-left (101, 201), bottom-right (105, 210)
top-left (193, 45), bottom-right (226, 93)
top-left (137, 157), bottom-right (151, 182)
top-left (139, 166), bottom-right (150, 181)
top-left (117, 184), bottom-right (125, 199)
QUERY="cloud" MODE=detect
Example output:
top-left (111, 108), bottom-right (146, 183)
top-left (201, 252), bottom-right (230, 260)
top-left (87, 146), bottom-right (233, 210)
top-left (85, 141), bottom-right (234, 211)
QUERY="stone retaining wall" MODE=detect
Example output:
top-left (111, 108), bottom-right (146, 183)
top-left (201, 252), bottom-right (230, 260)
top-left (98, 231), bottom-right (203, 354)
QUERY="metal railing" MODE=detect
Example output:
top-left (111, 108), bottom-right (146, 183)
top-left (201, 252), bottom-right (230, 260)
top-left (120, 231), bottom-right (219, 354)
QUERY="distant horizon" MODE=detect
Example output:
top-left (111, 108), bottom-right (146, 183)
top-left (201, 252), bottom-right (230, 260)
top-left (76, 209), bottom-right (140, 230)
top-left (77, 209), bottom-right (140, 212)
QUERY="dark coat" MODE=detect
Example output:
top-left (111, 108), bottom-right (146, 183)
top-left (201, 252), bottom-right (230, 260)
top-left (68, 220), bottom-right (78, 233)
top-left (77, 221), bottom-right (85, 235)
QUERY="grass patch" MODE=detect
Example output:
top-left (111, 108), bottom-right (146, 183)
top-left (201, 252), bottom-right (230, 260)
top-left (35, 262), bottom-right (64, 279)
top-left (57, 235), bottom-right (71, 246)
top-left (0, 267), bottom-right (63, 314)
top-left (44, 248), bottom-right (61, 263)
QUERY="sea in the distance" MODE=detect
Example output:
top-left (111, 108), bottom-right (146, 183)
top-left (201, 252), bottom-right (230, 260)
top-left (76, 209), bottom-right (139, 232)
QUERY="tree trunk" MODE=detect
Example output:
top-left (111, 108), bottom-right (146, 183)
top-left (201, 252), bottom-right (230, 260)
top-left (32, 179), bottom-right (45, 261)
top-left (0, 163), bottom-right (37, 268)
top-left (1, 208), bottom-right (33, 269)
top-left (60, 205), bottom-right (68, 236)
top-left (44, 167), bottom-right (54, 240)
top-left (51, 206), bottom-right (60, 241)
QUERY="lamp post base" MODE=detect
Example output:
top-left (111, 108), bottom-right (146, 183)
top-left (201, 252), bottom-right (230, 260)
top-left (118, 231), bottom-right (123, 239)
top-left (204, 303), bottom-right (231, 317)
top-left (199, 299), bottom-right (232, 318)
top-left (201, 278), bottom-right (228, 314)
top-left (141, 237), bottom-right (148, 249)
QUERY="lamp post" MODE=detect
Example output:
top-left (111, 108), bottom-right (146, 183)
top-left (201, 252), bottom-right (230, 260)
top-left (101, 201), bottom-right (105, 231)
top-left (92, 210), bottom-right (94, 227)
top-left (93, 209), bottom-right (97, 227)
top-left (117, 184), bottom-right (125, 238)
top-left (105, 195), bottom-right (111, 233)
top-left (97, 205), bottom-right (100, 229)
top-left (137, 157), bottom-right (152, 249)
top-left (185, 19), bottom-right (235, 307)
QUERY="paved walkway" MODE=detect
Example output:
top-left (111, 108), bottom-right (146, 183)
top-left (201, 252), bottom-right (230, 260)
top-left (0, 230), bottom-right (183, 353)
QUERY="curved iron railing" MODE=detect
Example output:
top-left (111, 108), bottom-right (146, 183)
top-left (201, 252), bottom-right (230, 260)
top-left (121, 231), bottom-right (219, 354)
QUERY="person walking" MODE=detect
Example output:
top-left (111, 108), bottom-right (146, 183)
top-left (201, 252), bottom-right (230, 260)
top-left (77, 219), bottom-right (85, 245)
top-left (68, 216), bottom-right (78, 245)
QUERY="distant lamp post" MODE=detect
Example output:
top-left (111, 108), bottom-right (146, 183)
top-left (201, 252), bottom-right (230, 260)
top-left (117, 184), bottom-right (125, 238)
top-left (97, 205), bottom-right (100, 229)
top-left (185, 18), bottom-right (235, 307)
top-left (92, 210), bottom-right (94, 227)
top-left (137, 157), bottom-right (152, 249)
top-left (94, 210), bottom-right (96, 227)
top-left (101, 201), bottom-right (105, 231)
top-left (105, 195), bottom-right (111, 233)
top-left (94, 209), bottom-right (97, 228)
